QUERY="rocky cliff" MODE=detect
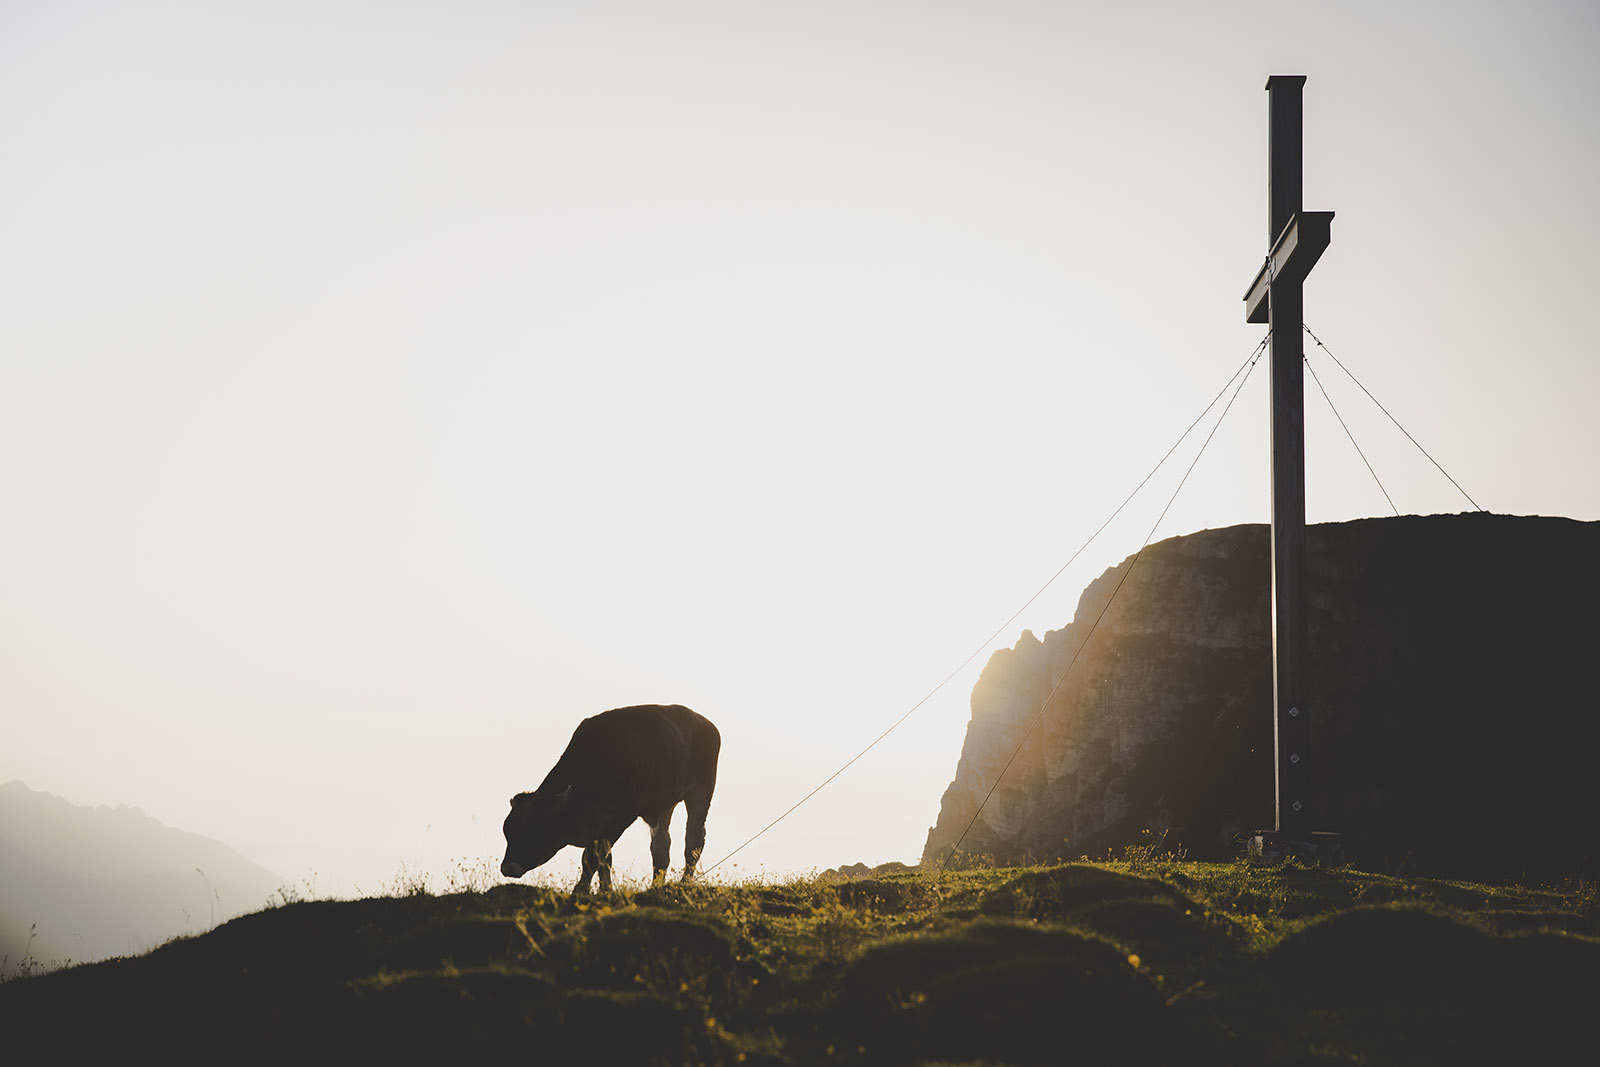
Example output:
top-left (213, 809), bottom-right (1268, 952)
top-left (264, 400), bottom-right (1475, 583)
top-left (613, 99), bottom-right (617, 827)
top-left (923, 514), bottom-right (1600, 882)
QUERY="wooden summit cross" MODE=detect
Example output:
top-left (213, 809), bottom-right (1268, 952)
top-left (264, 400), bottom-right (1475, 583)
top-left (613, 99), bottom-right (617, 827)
top-left (1240, 76), bottom-right (1339, 859)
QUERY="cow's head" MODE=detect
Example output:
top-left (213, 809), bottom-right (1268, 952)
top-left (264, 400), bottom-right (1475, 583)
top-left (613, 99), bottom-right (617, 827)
top-left (500, 787), bottom-right (573, 879)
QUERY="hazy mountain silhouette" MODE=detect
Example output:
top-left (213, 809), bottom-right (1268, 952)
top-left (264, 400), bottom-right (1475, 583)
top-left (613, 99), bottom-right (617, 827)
top-left (0, 781), bottom-right (283, 966)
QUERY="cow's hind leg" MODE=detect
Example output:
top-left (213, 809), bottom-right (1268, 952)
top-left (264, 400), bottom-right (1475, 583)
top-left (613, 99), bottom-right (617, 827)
top-left (682, 787), bottom-right (712, 882)
top-left (683, 720), bottom-right (719, 882)
top-left (647, 809), bottom-right (674, 885)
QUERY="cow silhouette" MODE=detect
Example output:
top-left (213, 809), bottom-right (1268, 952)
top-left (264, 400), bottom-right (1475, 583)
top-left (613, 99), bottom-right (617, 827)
top-left (500, 704), bottom-right (721, 892)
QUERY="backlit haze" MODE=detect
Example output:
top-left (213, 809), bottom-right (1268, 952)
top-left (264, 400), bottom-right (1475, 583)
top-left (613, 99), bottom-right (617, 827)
top-left (4, 1), bottom-right (1597, 896)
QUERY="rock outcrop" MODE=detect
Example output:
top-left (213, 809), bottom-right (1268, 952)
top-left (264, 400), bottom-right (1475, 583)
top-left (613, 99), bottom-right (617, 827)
top-left (923, 514), bottom-right (1600, 882)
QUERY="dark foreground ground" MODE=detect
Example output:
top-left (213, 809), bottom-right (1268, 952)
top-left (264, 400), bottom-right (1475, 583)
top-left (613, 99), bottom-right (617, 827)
top-left (3, 855), bottom-right (1595, 1065)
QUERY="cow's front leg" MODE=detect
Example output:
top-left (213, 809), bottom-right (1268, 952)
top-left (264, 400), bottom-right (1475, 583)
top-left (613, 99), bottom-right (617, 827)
top-left (647, 809), bottom-right (674, 885)
top-left (576, 838), bottom-right (615, 893)
top-left (575, 842), bottom-right (602, 894)
top-left (577, 836), bottom-right (617, 893)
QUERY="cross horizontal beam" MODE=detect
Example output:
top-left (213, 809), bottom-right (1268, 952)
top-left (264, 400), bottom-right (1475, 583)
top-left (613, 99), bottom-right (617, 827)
top-left (1242, 210), bottom-right (1335, 324)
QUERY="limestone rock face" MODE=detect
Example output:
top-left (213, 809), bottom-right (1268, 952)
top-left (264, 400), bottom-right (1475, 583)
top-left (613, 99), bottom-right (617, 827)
top-left (922, 514), bottom-right (1600, 882)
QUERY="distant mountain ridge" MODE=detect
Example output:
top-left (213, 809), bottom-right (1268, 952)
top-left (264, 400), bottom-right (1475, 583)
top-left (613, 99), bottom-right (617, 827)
top-left (0, 781), bottom-right (283, 966)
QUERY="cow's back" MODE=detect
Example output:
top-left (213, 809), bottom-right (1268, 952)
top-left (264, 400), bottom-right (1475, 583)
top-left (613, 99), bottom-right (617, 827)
top-left (552, 704), bottom-right (718, 815)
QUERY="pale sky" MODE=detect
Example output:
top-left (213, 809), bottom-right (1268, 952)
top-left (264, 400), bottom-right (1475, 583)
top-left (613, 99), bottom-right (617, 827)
top-left (3, 1), bottom-right (1596, 896)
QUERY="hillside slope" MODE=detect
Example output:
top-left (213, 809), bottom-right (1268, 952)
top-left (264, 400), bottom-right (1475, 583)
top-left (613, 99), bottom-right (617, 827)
top-left (2, 864), bottom-right (1595, 1065)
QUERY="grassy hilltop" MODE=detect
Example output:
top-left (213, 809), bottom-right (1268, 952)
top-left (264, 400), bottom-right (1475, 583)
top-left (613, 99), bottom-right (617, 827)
top-left (4, 849), bottom-right (1596, 1065)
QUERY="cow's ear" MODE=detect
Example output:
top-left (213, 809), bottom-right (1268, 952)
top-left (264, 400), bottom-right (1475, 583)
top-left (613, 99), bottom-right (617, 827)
top-left (556, 785), bottom-right (572, 808)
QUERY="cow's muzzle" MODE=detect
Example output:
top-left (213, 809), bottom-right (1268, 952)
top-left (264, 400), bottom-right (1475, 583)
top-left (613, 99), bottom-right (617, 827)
top-left (500, 859), bottom-right (526, 879)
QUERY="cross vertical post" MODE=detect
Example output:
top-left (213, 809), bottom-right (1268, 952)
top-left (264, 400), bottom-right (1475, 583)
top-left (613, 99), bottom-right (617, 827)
top-left (1268, 74), bottom-right (1309, 835)
top-left (1242, 75), bottom-right (1335, 852)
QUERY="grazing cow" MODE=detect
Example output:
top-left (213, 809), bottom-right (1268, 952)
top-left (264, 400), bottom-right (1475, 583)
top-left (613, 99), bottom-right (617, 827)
top-left (500, 704), bottom-right (721, 892)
